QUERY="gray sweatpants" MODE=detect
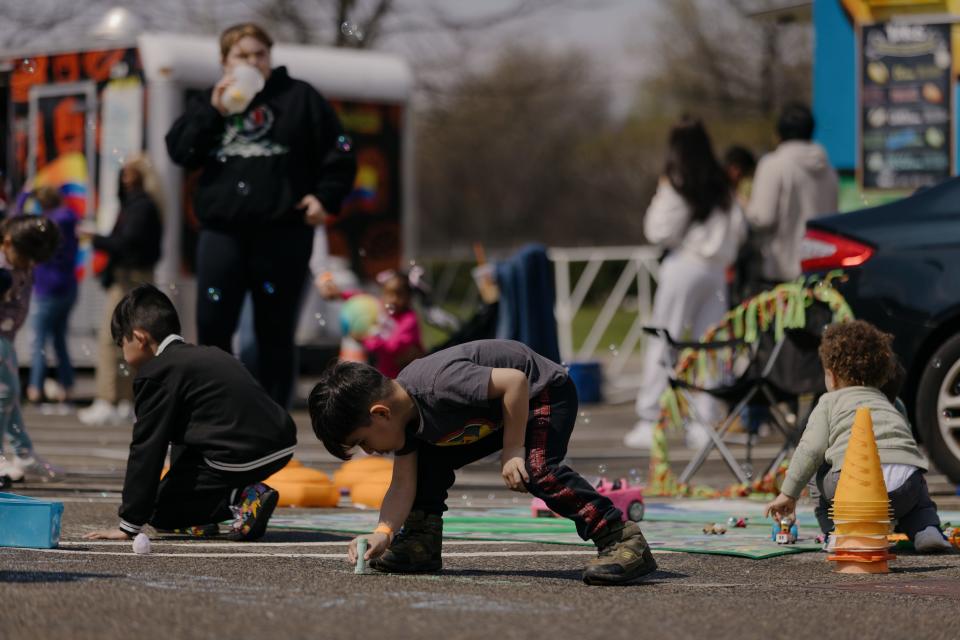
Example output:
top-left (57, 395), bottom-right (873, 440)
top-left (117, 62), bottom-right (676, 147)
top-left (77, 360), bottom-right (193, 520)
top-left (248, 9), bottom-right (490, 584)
top-left (813, 464), bottom-right (941, 540)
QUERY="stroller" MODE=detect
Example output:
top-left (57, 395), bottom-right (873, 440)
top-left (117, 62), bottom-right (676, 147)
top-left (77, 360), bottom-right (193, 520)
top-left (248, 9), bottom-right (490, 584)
top-left (646, 293), bottom-right (836, 487)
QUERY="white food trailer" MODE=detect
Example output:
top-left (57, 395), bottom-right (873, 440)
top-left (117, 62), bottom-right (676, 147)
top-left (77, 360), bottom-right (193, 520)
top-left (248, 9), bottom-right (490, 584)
top-left (0, 30), bottom-right (414, 369)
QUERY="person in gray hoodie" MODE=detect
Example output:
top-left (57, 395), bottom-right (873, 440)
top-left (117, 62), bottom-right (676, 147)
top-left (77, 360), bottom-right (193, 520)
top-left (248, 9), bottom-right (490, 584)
top-left (745, 103), bottom-right (838, 284)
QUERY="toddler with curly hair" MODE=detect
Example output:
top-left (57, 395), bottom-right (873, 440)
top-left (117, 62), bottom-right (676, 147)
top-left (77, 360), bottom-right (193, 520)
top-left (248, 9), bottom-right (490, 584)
top-left (765, 320), bottom-right (952, 552)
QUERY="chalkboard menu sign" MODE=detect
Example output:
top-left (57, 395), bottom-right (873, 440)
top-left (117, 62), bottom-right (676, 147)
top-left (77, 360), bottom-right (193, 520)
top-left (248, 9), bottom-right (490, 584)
top-left (860, 23), bottom-right (953, 190)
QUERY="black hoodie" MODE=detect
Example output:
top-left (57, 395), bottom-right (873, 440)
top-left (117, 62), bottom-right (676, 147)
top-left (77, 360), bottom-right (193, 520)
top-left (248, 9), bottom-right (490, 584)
top-left (165, 66), bottom-right (357, 230)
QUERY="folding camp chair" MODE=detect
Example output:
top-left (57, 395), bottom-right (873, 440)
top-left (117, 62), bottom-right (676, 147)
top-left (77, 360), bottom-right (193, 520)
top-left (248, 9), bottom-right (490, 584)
top-left (644, 299), bottom-right (831, 486)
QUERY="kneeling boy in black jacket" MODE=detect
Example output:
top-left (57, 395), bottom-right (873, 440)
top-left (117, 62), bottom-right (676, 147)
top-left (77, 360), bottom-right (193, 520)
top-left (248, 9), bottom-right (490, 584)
top-left (85, 284), bottom-right (296, 541)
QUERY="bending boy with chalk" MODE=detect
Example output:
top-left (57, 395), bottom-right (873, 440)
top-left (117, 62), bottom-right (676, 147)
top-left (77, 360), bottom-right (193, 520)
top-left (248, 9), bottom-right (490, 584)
top-left (309, 339), bottom-right (657, 585)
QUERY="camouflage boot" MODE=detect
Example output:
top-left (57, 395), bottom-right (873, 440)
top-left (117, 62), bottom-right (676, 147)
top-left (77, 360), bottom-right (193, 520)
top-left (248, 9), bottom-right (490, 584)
top-left (582, 521), bottom-right (657, 585)
top-left (370, 511), bottom-right (443, 573)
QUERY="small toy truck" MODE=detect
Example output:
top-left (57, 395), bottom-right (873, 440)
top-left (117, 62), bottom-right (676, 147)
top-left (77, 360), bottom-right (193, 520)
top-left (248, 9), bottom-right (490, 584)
top-left (772, 516), bottom-right (799, 544)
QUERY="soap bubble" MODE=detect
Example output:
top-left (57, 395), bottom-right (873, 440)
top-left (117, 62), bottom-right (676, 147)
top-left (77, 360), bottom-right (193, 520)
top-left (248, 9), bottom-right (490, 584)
top-left (597, 464), bottom-right (608, 476)
top-left (460, 493), bottom-right (468, 501)
top-left (18, 58), bottom-right (36, 74)
top-left (358, 248), bottom-right (367, 257)
top-left (933, 359), bottom-right (942, 369)
top-left (216, 152), bottom-right (227, 164)
top-left (487, 493), bottom-right (495, 501)
top-left (608, 344), bottom-right (619, 357)
top-left (314, 313), bottom-right (326, 327)
top-left (206, 287), bottom-right (222, 302)
top-left (628, 468), bottom-right (641, 483)
top-left (340, 21), bottom-right (364, 42)
top-left (336, 135), bottom-right (353, 152)
top-left (263, 282), bottom-right (276, 295)
top-left (236, 181), bottom-right (250, 196)
top-left (118, 363), bottom-right (131, 377)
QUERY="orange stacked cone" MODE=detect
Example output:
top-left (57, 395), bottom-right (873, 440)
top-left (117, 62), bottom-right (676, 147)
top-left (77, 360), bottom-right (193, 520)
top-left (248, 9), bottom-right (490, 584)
top-left (827, 407), bottom-right (896, 574)
top-left (333, 456), bottom-right (394, 509)
top-left (265, 459), bottom-right (340, 508)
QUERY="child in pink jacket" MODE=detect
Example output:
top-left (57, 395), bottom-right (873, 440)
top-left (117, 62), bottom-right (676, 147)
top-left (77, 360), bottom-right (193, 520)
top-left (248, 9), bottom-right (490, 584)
top-left (320, 269), bottom-right (424, 378)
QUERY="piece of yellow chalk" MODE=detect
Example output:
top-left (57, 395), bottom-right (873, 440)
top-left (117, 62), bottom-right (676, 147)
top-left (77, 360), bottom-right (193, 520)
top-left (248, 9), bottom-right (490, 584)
top-left (355, 538), bottom-right (368, 574)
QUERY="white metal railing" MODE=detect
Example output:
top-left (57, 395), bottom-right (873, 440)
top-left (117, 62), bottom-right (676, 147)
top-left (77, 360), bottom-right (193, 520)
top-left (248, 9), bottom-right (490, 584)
top-left (548, 246), bottom-right (660, 395)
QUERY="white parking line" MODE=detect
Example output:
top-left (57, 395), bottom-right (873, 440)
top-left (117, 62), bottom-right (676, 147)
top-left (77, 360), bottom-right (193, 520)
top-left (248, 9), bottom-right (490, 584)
top-left (23, 548), bottom-right (601, 559)
top-left (59, 540), bottom-right (537, 548)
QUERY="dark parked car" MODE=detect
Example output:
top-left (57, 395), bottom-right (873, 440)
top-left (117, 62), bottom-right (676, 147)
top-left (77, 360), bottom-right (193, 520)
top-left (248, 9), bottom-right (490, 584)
top-left (801, 177), bottom-right (960, 483)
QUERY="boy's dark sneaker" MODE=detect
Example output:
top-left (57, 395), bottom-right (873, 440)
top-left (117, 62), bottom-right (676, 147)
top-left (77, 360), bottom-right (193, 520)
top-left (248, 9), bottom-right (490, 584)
top-left (227, 483), bottom-right (279, 541)
top-left (370, 511), bottom-right (443, 573)
top-left (157, 524), bottom-right (221, 538)
top-left (582, 521), bottom-right (657, 585)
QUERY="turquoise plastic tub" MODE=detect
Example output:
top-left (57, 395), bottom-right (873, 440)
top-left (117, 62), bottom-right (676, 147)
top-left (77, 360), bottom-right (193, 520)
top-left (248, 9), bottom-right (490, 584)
top-left (0, 492), bottom-right (63, 548)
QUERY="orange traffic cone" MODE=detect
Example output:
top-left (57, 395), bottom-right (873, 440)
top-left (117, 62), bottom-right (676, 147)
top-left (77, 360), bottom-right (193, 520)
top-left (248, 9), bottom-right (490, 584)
top-left (827, 407), bottom-right (896, 573)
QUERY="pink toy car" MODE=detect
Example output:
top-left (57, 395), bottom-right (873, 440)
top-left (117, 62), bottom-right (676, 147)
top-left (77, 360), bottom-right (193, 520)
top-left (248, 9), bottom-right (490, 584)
top-left (531, 477), bottom-right (645, 522)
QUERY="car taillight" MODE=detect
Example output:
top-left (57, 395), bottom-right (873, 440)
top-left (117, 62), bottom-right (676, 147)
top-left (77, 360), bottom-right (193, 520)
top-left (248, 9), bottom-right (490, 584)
top-left (800, 229), bottom-right (874, 272)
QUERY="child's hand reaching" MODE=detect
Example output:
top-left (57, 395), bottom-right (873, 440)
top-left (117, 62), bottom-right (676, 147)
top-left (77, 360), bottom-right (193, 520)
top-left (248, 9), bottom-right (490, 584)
top-left (84, 527), bottom-right (133, 541)
top-left (347, 531), bottom-right (390, 563)
top-left (765, 493), bottom-right (797, 521)
top-left (501, 447), bottom-right (529, 492)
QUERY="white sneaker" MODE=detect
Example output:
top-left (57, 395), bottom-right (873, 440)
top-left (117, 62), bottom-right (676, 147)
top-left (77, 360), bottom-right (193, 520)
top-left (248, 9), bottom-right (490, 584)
top-left (914, 526), bottom-right (953, 553)
top-left (78, 399), bottom-right (120, 426)
top-left (684, 422), bottom-right (714, 450)
top-left (624, 421), bottom-right (656, 449)
top-left (116, 399), bottom-right (134, 421)
top-left (0, 455), bottom-right (25, 482)
top-left (13, 454), bottom-right (61, 481)
top-left (822, 533), bottom-right (835, 552)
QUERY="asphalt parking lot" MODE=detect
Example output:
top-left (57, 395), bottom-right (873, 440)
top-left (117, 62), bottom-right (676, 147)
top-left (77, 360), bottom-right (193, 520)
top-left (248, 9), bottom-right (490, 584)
top-left (3, 399), bottom-right (959, 639)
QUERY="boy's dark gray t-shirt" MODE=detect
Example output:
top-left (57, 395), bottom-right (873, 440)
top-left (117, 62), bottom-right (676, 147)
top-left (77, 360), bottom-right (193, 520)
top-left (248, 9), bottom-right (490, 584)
top-left (395, 340), bottom-right (568, 453)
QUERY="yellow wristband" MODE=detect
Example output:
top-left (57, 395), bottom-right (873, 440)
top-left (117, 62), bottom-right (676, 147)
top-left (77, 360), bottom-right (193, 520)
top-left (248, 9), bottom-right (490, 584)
top-left (374, 524), bottom-right (394, 541)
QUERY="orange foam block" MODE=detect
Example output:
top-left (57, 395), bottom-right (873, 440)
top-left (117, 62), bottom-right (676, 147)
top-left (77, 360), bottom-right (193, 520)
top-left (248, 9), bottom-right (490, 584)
top-left (265, 463), bottom-right (339, 508)
top-left (351, 481), bottom-right (391, 509)
top-left (333, 456), bottom-right (393, 491)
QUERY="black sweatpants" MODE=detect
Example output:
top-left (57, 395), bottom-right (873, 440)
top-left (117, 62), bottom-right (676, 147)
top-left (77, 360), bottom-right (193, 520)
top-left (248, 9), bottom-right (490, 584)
top-left (150, 446), bottom-right (291, 530)
top-left (196, 225), bottom-right (313, 408)
top-left (412, 378), bottom-right (623, 541)
top-left (813, 464), bottom-right (942, 540)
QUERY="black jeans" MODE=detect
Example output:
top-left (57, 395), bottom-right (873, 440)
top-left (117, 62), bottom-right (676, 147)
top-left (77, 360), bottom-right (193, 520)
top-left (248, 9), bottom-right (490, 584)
top-left (150, 446), bottom-right (291, 530)
top-left (412, 378), bottom-right (623, 541)
top-left (814, 464), bottom-right (942, 540)
top-left (196, 225), bottom-right (313, 408)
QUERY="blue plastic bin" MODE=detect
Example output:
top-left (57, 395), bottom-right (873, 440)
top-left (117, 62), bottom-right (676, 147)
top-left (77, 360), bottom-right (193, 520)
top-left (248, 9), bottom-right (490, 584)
top-left (568, 361), bottom-right (603, 404)
top-left (0, 492), bottom-right (63, 548)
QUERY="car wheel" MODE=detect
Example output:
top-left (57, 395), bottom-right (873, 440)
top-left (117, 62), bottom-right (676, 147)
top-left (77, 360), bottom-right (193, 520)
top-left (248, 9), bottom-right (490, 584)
top-left (916, 334), bottom-right (960, 483)
top-left (627, 500), bottom-right (645, 522)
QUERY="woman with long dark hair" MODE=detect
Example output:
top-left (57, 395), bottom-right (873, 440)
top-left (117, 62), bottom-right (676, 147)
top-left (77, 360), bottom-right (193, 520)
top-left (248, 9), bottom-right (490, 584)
top-left (625, 117), bottom-right (746, 449)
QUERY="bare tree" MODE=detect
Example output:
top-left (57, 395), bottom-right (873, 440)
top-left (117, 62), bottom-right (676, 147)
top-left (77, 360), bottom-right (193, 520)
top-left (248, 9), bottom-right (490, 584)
top-left (417, 46), bottom-right (649, 255)
top-left (635, 0), bottom-right (812, 129)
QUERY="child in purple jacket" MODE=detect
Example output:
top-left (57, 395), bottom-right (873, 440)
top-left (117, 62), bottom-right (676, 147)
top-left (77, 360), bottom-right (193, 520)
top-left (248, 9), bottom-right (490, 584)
top-left (27, 187), bottom-right (79, 405)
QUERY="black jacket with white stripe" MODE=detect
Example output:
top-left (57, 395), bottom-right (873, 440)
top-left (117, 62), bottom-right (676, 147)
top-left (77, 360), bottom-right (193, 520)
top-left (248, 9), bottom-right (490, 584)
top-left (118, 340), bottom-right (297, 533)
